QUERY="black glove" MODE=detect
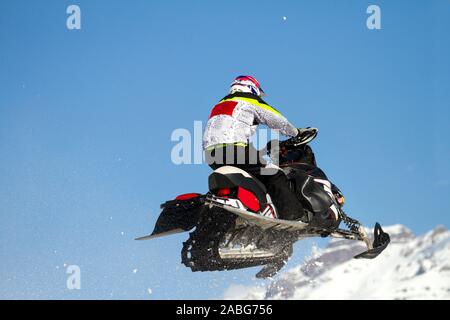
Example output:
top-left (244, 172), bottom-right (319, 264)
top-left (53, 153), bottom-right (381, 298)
top-left (296, 127), bottom-right (318, 138)
top-left (287, 127), bottom-right (318, 146)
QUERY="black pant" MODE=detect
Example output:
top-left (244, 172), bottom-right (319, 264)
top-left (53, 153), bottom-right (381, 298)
top-left (205, 145), bottom-right (304, 220)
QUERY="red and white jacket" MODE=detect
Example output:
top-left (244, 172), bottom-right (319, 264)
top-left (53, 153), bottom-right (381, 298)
top-left (203, 92), bottom-right (298, 149)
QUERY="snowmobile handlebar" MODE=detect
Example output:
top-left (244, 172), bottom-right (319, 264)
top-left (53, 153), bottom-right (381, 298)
top-left (287, 127), bottom-right (319, 147)
top-left (266, 127), bottom-right (319, 153)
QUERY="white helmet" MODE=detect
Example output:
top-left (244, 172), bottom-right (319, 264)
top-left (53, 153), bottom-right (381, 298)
top-left (229, 75), bottom-right (265, 97)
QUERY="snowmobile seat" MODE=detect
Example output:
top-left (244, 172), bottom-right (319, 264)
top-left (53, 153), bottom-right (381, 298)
top-left (208, 166), bottom-right (268, 208)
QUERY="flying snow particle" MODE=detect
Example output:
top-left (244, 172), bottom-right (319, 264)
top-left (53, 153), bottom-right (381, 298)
top-left (121, 231), bottom-right (125, 236)
top-left (147, 288), bottom-right (153, 295)
top-left (283, 16), bottom-right (287, 21)
top-left (133, 269), bottom-right (138, 274)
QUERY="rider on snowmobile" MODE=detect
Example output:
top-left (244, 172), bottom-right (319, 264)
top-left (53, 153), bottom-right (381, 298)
top-left (203, 75), bottom-right (311, 221)
top-left (137, 79), bottom-right (391, 277)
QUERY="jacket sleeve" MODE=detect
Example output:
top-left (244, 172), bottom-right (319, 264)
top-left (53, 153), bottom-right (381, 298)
top-left (251, 101), bottom-right (299, 137)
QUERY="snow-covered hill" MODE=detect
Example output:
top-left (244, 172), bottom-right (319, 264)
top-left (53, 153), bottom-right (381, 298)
top-left (223, 225), bottom-right (450, 300)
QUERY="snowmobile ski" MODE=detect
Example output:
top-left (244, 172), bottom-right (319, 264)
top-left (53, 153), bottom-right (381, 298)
top-left (354, 223), bottom-right (391, 259)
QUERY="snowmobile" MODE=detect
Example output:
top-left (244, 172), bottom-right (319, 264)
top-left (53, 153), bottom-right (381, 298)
top-left (137, 130), bottom-right (391, 278)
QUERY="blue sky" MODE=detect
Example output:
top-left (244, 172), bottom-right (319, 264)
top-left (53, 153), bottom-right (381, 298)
top-left (0, 0), bottom-right (449, 299)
